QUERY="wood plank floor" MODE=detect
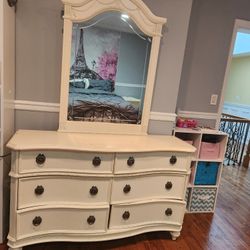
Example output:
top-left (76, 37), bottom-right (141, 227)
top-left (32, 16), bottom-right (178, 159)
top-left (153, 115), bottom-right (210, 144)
top-left (1, 165), bottom-right (249, 250)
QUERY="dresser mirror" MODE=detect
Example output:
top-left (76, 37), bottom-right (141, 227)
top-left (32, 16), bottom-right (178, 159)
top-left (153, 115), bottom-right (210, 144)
top-left (59, 0), bottom-right (166, 134)
top-left (69, 12), bottom-right (151, 124)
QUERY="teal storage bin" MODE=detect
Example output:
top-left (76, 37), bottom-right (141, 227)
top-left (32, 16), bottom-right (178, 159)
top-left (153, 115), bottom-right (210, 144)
top-left (194, 162), bottom-right (219, 185)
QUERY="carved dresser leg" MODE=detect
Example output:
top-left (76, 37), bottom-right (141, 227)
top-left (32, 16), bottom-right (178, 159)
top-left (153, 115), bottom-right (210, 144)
top-left (170, 231), bottom-right (180, 240)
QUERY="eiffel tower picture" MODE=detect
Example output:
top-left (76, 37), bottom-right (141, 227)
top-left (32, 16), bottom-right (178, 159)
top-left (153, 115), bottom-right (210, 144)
top-left (70, 29), bottom-right (103, 81)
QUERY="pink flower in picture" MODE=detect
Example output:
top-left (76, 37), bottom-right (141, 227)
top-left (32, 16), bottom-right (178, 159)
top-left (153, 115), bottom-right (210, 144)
top-left (96, 50), bottom-right (118, 81)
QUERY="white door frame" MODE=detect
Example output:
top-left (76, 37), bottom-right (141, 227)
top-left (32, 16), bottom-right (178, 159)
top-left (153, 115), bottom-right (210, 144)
top-left (216, 19), bottom-right (250, 129)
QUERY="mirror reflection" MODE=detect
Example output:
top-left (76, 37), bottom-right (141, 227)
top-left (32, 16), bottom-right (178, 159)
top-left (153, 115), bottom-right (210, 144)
top-left (68, 12), bottom-right (152, 124)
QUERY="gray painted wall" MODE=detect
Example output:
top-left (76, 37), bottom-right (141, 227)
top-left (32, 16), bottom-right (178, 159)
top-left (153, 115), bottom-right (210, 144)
top-left (177, 0), bottom-right (250, 113)
top-left (15, 0), bottom-right (63, 103)
top-left (15, 0), bottom-right (193, 134)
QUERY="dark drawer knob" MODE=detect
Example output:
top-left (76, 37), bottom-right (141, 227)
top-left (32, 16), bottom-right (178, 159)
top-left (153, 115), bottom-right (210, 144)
top-left (36, 153), bottom-right (46, 165)
top-left (127, 157), bottom-right (135, 166)
top-left (32, 216), bottom-right (42, 226)
top-left (89, 186), bottom-right (98, 196)
top-left (122, 211), bottom-right (130, 220)
top-left (87, 215), bottom-right (96, 225)
top-left (165, 182), bottom-right (173, 190)
top-left (170, 155), bottom-right (177, 165)
top-left (34, 185), bottom-right (44, 195)
top-left (165, 208), bottom-right (173, 216)
top-left (123, 184), bottom-right (131, 194)
top-left (92, 156), bottom-right (101, 167)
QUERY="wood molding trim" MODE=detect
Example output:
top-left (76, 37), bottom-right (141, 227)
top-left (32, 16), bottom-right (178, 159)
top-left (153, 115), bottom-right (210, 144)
top-left (178, 110), bottom-right (218, 120)
top-left (14, 100), bottom-right (176, 122)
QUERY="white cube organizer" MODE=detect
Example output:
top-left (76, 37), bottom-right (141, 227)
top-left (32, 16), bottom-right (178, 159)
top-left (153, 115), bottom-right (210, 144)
top-left (174, 128), bottom-right (227, 213)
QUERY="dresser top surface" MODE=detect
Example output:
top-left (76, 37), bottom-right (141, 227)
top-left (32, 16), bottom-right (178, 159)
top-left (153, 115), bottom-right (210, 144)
top-left (7, 130), bottom-right (196, 153)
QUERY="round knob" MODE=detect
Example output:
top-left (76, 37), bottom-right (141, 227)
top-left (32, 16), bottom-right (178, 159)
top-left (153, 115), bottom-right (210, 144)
top-left (127, 157), bottom-right (135, 166)
top-left (165, 208), bottom-right (173, 216)
top-left (32, 216), bottom-right (42, 226)
top-left (165, 182), bottom-right (173, 190)
top-left (34, 185), bottom-right (44, 195)
top-left (170, 155), bottom-right (177, 165)
top-left (87, 215), bottom-right (96, 225)
top-left (123, 184), bottom-right (131, 194)
top-left (92, 156), bottom-right (101, 167)
top-left (89, 186), bottom-right (98, 196)
top-left (36, 153), bottom-right (46, 165)
top-left (122, 211), bottom-right (130, 220)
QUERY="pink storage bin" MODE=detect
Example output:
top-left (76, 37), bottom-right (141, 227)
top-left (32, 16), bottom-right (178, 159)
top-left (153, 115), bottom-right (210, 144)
top-left (199, 142), bottom-right (220, 159)
top-left (185, 140), bottom-right (193, 145)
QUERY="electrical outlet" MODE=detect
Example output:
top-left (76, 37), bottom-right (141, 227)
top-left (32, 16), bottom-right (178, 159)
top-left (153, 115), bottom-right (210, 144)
top-left (210, 94), bottom-right (218, 105)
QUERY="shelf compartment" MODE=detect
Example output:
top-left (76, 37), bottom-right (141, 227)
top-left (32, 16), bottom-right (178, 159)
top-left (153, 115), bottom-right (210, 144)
top-left (190, 187), bottom-right (217, 212)
top-left (199, 134), bottom-right (227, 160)
top-left (174, 132), bottom-right (201, 158)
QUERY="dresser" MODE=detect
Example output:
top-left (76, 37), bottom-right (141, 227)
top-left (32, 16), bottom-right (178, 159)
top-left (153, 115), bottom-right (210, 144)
top-left (7, 130), bottom-right (195, 249)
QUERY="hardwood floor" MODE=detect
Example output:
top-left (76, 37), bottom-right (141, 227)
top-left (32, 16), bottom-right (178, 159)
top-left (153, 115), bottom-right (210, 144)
top-left (1, 165), bottom-right (249, 250)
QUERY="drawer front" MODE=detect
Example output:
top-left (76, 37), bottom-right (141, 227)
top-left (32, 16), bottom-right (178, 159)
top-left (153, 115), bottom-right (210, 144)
top-left (111, 174), bottom-right (187, 203)
top-left (190, 188), bottom-right (217, 212)
top-left (109, 200), bottom-right (185, 229)
top-left (17, 207), bottom-right (109, 239)
top-left (18, 151), bottom-right (114, 174)
top-left (18, 176), bottom-right (111, 209)
top-left (115, 152), bottom-right (190, 174)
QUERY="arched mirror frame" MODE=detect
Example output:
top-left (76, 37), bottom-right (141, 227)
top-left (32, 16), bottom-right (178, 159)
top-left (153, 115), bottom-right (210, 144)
top-left (58, 0), bottom-right (166, 135)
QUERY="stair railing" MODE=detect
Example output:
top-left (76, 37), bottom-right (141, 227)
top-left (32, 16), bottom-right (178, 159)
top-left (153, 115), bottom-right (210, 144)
top-left (220, 113), bottom-right (250, 166)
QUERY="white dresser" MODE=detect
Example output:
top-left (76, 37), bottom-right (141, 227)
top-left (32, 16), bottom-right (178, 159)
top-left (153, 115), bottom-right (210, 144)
top-left (7, 130), bottom-right (195, 249)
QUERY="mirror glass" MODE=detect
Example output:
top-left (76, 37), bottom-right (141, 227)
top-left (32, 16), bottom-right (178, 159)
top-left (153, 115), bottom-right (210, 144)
top-left (68, 12), bottom-right (152, 124)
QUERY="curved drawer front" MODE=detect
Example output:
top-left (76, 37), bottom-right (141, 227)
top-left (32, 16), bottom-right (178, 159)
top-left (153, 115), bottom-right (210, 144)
top-left (18, 176), bottom-right (111, 209)
top-left (109, 200), bottom-right (185, 229)
top-left (111, 174), bottom-right (187, 203)
top-left (18, 151), bottom-right (114, 174)
top-left (17, 207), bottom-right (109, 240)
top-left (115, 152), bottom-right (190, 174)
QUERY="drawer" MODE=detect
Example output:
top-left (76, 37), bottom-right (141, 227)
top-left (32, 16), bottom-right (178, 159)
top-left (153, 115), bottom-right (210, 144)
top-left (18, 151), bottom-right (114, 174)
top-left (190, 187), bottom-right (217, 212)
top-left (114, 152), bottom-right (190, 174)
top-left (109, 200), bottom-right (186, 229)
top-left (18, 176), bottom-right (111, 209)
top-left (17, 206), bottom-right (109, 239)
top-left (111, 174), bottom-right (187, 203)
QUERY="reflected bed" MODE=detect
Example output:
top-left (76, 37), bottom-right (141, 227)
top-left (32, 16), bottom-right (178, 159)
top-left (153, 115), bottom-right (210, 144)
top-left (68, 82), bottom-right (140, 124)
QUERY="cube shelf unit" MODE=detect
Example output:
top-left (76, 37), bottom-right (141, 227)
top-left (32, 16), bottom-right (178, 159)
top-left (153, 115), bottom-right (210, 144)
top-left (174, 128), bottom-right (228, 213)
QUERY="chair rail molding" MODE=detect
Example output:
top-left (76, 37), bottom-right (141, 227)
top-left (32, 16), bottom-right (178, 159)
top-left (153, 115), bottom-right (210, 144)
top-left (14, 100), bottom-right (176, 122)
top-left (14, 100), bottom-right (60, 113)
top-left (178, 110), bottom-right (218, 120)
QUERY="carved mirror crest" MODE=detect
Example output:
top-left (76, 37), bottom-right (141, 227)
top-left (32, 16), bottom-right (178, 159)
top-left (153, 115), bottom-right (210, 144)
top-left (59, 0), bottom-right (166, 134)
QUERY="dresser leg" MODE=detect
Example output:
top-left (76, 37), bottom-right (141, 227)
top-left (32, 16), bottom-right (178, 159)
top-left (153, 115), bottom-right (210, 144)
top-left (170, 231), bottom-right (180, 240)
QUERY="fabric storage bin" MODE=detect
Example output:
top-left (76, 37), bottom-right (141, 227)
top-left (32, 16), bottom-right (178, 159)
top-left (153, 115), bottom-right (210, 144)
top-left (194, 162), bottom-right (219, 185)
top-left (199, 142), bottom-right (220, 159)
top-left (185, 140), bottom-right (193, 145)
top-left (190, 187), bottom-right (217, 212)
